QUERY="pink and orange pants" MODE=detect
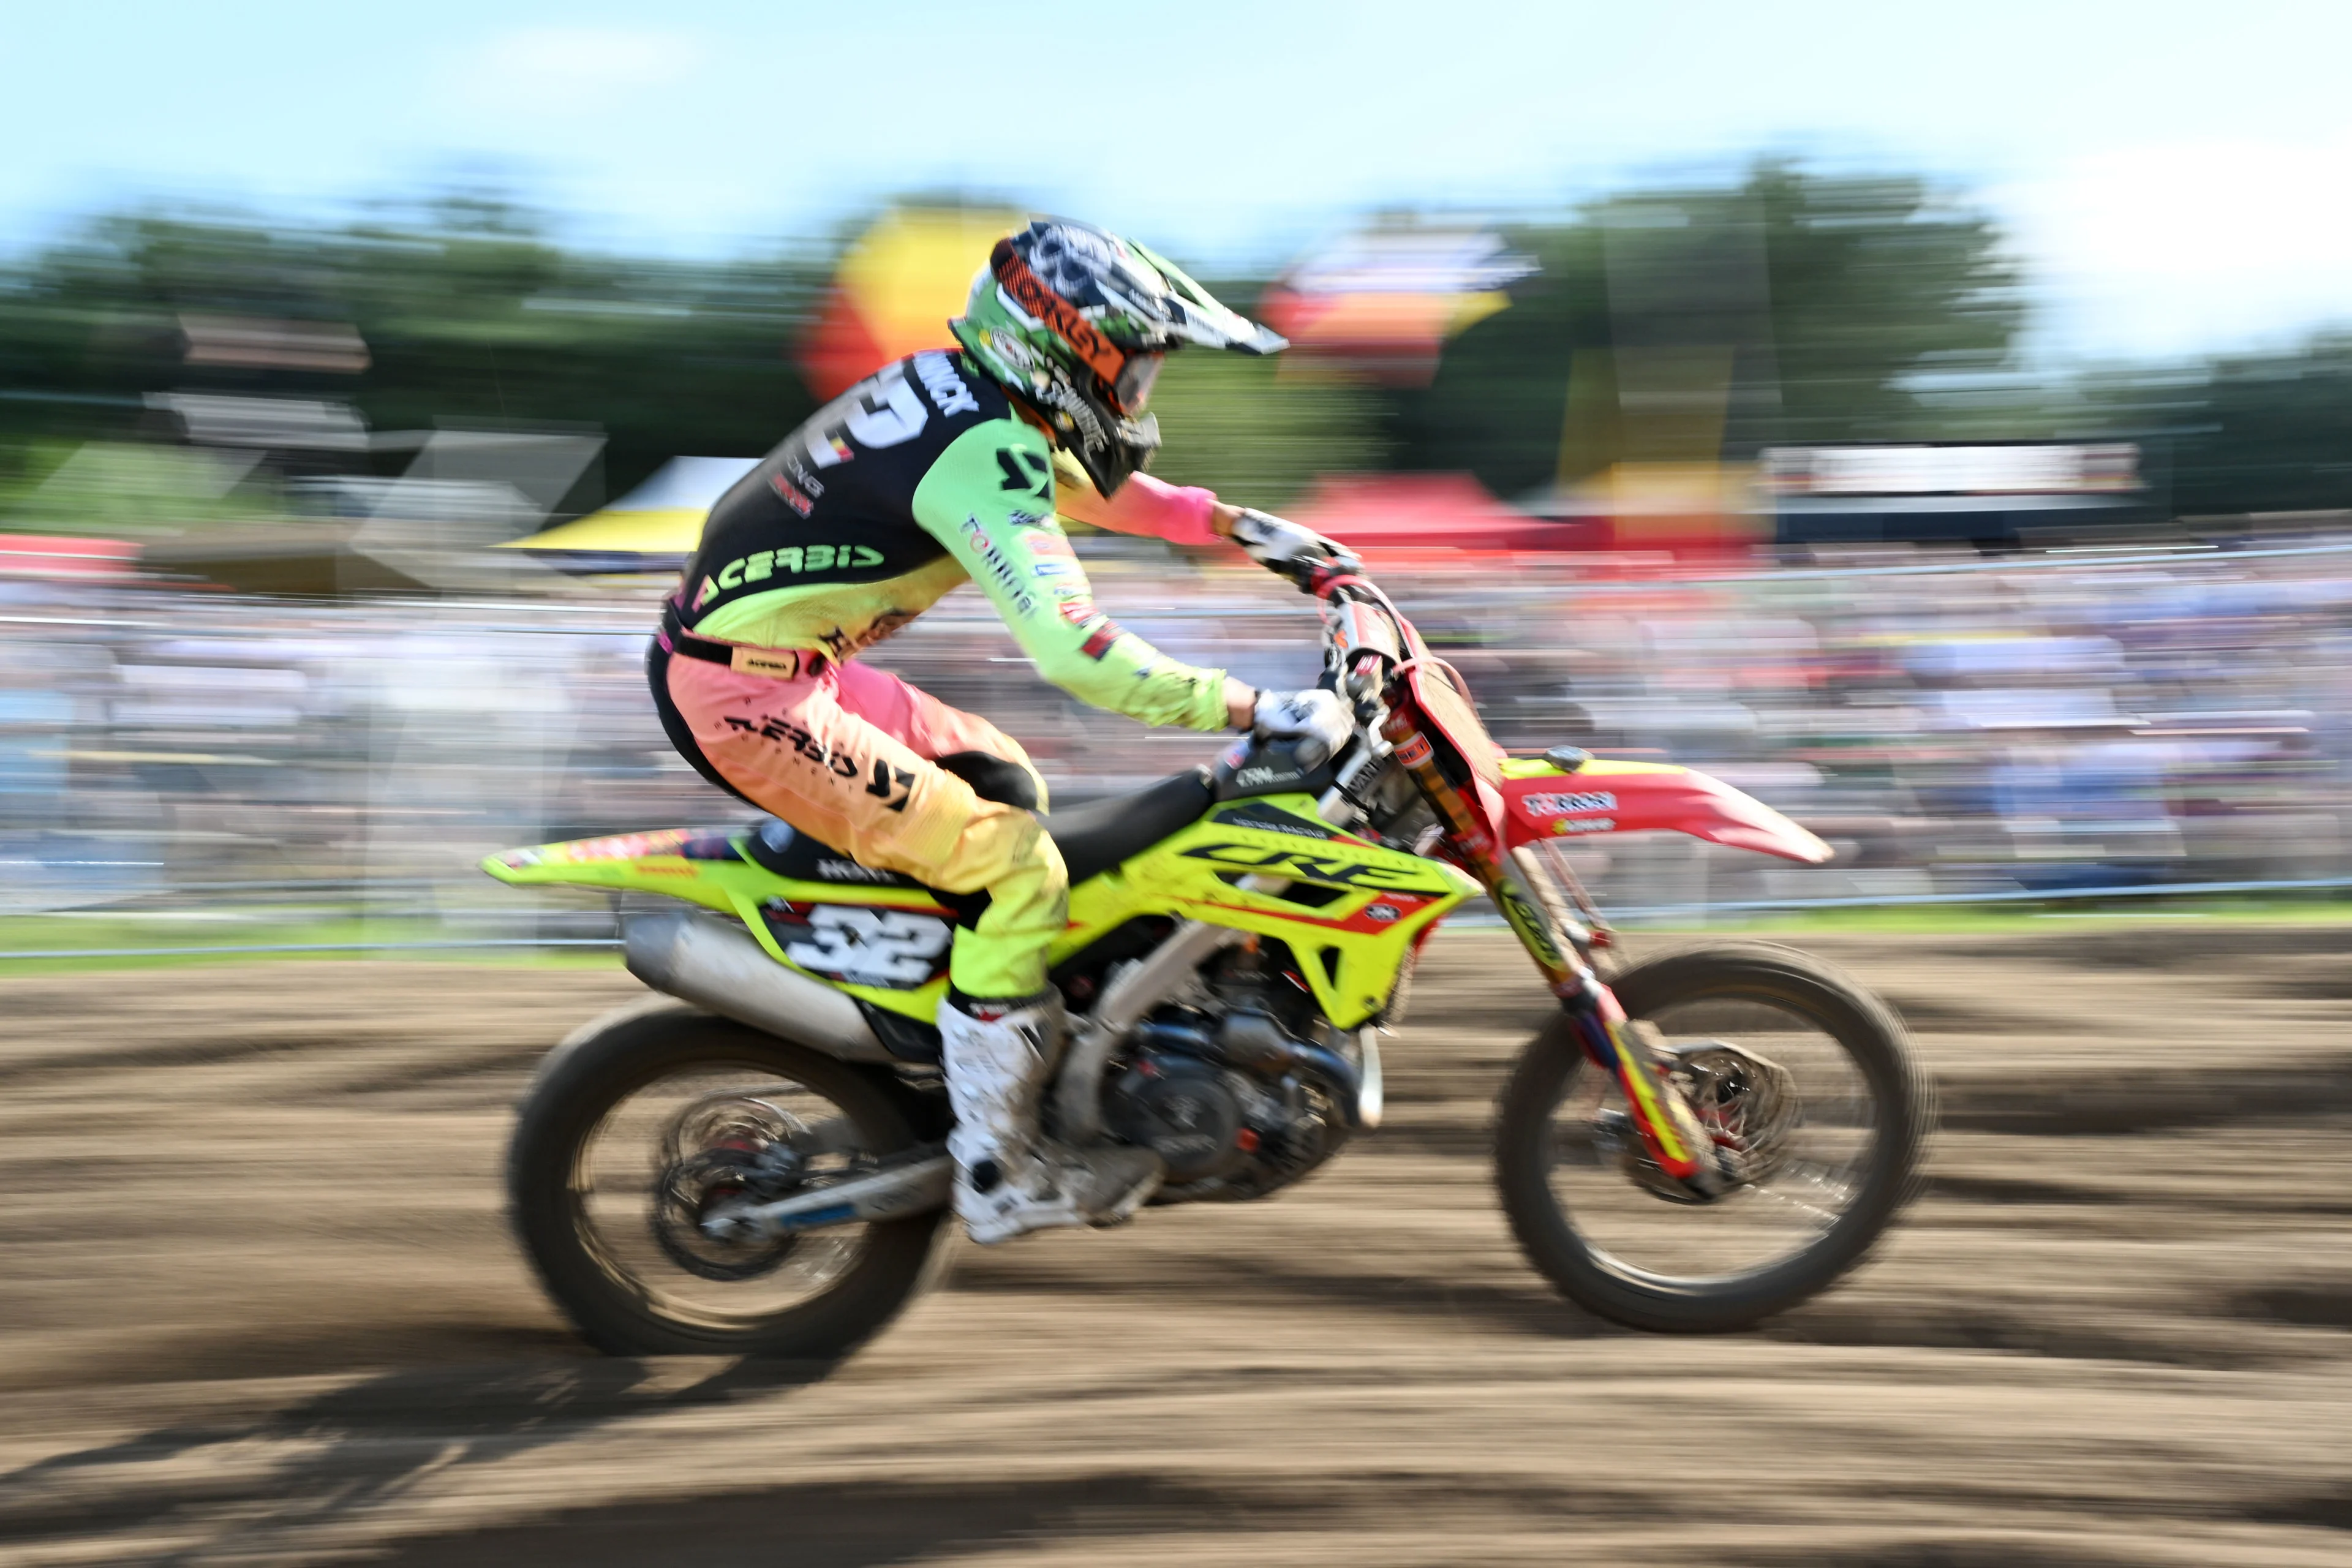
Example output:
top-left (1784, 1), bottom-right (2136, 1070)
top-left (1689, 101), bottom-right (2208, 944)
top-left (655, 646), bottom-right (1066, 999)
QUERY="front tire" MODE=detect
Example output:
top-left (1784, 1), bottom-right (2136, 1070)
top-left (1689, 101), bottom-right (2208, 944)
top-left (1496, 943), bottom-right (1931, 1333)
top-left (509, 1006), bottom-right (950, 1360)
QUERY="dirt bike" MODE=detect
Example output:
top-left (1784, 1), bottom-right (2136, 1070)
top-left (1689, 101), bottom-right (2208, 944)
top-left (484, 557), bottom-right (1929, 1360)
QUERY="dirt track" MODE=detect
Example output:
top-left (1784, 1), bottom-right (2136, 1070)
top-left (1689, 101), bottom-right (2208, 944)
top-left (1, 927), bottom-right (2348, 1566)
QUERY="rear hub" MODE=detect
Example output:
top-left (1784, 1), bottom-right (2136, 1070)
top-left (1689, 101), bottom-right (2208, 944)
top-left (649, 1091), bottom-right (817, 1280)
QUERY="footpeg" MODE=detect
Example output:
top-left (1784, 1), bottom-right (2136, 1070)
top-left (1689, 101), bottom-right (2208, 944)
top-left (1054, 1142), bottom-right (1164, 1227)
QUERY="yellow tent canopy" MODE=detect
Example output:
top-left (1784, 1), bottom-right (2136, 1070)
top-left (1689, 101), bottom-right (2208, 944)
top-left (498, 456), bottom-right (760, 556)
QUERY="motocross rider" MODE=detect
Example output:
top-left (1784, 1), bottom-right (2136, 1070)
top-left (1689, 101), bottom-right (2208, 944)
top-left (651, 219), bottom-right (1355, 1245)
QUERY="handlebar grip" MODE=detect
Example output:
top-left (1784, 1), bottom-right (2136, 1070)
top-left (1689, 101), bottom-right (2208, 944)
top-left (1303, 560), bottom-right (1370, 598)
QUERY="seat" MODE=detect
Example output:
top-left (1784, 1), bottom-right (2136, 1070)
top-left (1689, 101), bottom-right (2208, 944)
top-left (742, 765), bottom-right (1210, 924)
top-left (1043, 767), bottom-right (1214, 884)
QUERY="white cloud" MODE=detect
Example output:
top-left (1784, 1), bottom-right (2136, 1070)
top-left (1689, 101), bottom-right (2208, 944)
top-left (445, 27), bottom-right (706, 119)
top-left (1996, 132), bottom-right (2352, 361)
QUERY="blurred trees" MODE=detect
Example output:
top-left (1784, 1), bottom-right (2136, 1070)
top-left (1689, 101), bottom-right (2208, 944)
top-left (1144, 350), bottom-right (1389, 510)
top-left (5, 168), bottom-right (2352, 530)
top-left (2090, 332), bottom-right (2352, 517)
top-left (1400, 164), bottom-right (2025, 500)
top-left (0, 198), bottom-right (827, 511)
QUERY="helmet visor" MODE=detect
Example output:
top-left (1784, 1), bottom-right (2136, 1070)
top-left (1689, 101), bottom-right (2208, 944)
top-left (1111, 352), bottom-right (1164, 415)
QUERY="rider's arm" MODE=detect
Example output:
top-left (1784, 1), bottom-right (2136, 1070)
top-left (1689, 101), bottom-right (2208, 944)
top-left (1047, 451), bottom-right (1225, 548)
top-left (913, 421), bottom-right (1242, 731)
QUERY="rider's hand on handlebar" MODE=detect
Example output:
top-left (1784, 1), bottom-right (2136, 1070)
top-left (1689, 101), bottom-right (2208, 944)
top-left (1227, 508), bottom-right (1360, 587)
top-left (1249, 687), bottom-right (1355, 769)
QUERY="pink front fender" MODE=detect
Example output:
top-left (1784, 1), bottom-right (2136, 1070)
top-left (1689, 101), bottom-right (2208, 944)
top-left (1499, 760), bottom-right (1833, 864)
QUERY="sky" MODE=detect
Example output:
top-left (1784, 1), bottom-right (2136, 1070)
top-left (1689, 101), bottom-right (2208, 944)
top-left (10, 0), bottom-right (2352, 364)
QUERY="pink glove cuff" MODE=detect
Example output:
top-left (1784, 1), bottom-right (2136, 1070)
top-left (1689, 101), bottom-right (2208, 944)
top-left (1096, 473), bottom-right (1221, 548)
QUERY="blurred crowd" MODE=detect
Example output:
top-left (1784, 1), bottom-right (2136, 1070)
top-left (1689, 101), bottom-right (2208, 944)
top-left (6, 532), bottom-right (2349, 944)
top-left (10, 175), bottom-right (2352, 951)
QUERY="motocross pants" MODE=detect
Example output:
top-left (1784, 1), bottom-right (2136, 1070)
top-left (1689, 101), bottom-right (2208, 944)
top-left (650, 639), bottom-right (1067, 999)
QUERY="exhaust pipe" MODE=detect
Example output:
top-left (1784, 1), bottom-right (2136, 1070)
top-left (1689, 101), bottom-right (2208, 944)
top-left (1213, 1012), bottom-right (1382, 1131)
top-left (624, 911), bottom-right (892, 1064)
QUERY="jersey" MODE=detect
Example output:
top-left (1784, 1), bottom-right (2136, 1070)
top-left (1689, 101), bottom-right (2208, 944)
top-left (678, 349), bottom-right (1230, 733)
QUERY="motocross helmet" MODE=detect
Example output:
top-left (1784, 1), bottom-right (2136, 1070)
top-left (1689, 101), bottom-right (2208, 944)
top-left (950, 219), bottom-right (1287, 495)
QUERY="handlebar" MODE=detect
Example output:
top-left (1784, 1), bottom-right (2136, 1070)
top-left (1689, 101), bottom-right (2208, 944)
top-left (1277, 552), bottom-right (1363, 595)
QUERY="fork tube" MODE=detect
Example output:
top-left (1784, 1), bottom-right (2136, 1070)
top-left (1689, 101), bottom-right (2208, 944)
top-left (1379, 710), bottom-right (1575, 986)
top-left (1381, 710), bottom-right (1709, 1183)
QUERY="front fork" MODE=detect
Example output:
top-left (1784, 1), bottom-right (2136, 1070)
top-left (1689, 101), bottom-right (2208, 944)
top-left (1382, 716), bottom-right (1722, 1191)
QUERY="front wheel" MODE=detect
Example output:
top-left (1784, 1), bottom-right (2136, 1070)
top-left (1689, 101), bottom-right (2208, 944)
top-left (509, 1006), bottom-right (951, 1360)
top-left (1496, 943), bottom-right (1930, 1333)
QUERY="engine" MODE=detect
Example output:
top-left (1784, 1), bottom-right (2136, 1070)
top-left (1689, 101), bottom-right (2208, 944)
top-left (1099, 941), bottom-right (1371, 1202)
top-left (1107, 1052), bottom-right (1255, 1185)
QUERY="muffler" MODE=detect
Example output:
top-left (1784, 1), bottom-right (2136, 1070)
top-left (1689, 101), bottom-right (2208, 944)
top-left (624, 911), bottom-right (892, 1064)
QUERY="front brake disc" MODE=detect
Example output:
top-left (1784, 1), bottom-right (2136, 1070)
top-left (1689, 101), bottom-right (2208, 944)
top-left (1667, 1040), bottom-right (1800, 1187)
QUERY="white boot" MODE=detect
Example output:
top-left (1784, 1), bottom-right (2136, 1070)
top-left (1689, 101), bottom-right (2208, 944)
top-left (940, 991), bottom-right (1163, 1245)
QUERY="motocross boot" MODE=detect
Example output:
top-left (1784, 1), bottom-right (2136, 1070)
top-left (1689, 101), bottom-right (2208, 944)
top-left (939, 989), bottom-right (1163, 1245)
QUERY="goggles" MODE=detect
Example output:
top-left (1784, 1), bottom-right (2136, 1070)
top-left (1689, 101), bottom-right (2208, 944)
top-left (1110, 352), bottom-right (1164, 415)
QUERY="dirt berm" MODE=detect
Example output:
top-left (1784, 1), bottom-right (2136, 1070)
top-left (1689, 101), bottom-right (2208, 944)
top-left (0, 926), bottom-right (2346, 1565)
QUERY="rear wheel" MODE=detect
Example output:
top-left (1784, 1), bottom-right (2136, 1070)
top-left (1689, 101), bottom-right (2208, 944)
top-left (509, 1006), bottom-right (950, 1360)
top-left (1496, 943), bottom-right (1930, 1333)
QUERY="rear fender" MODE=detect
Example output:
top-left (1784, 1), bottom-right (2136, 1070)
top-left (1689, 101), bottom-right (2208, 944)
top-left (481, 828), bottom-right (752, 917)
top-left (481, 827), bottom-right (961, 1022)
top-left (1498, 760), bottom-right (1831, 864)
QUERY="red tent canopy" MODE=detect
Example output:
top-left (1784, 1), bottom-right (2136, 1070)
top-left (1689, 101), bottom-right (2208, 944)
top-left (0, 533), bottom-right (140, 581)
top-left (1284, 474), bottom-right (1588, 552)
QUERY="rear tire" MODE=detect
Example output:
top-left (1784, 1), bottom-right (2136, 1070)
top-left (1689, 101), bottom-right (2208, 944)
top-left (510, 1006), bottom-right (951, 1360)
top-left (1496, 943), bottom-right (1931, 1333)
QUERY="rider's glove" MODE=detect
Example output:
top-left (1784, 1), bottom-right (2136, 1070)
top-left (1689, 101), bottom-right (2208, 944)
top-left (1230, 508), bottom-right (1360, 586)
top-left (1250, 687), bottom-right (1355, 769)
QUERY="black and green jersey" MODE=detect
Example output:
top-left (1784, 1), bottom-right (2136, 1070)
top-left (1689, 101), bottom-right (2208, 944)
top-left (679, 349), bottom-right (1228, 731)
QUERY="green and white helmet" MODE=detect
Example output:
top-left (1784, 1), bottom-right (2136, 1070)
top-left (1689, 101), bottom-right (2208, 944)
top-left (951, 219), bottom-right (1287, 494)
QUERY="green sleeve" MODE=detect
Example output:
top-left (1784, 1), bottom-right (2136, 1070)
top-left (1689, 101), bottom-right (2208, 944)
top-left (911, 420), bottom-right (1231, 731)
